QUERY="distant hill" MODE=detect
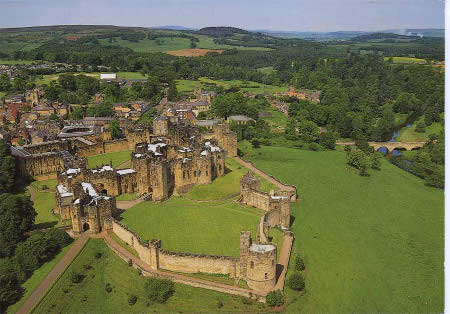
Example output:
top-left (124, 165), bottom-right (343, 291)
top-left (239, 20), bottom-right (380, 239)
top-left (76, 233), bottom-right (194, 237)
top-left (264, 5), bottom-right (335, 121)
top-left (381, 28), bottom-right (444, 38)
top-left (196, 27), bottom-right (251, 37)
top-left (0, 24), bottom-right (147, 33)
top-left (149, 25), bottom-right (197, 31)
top-left (350, 32), bottom-right (418, 42)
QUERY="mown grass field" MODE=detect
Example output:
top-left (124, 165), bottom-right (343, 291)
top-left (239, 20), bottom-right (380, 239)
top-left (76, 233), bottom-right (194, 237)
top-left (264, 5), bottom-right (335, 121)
top-left (238, 142), bottom-right (444, 312)
top-left (176, 77), bottom-right (288, 94)
top-left (87, 150), bottom-right (133, 168)
top-left (30, 188), bottom-right (60, 228)
top-left (384, 56), bottom-right (427, 64)
top-left (120, 197), bottom-right (263, 257)
top-left (397, 115), bottom-right (444, 142)
top-left (31, 177), bottom-right (58, 191)
top-left (184, 158), bottom-right (277, 201)
top-left (34, 72), bottom-right (145, 86)
top-left (7, 245), bottom-right (72, 313)
top-left (33, 239), bottom-right (266, 313)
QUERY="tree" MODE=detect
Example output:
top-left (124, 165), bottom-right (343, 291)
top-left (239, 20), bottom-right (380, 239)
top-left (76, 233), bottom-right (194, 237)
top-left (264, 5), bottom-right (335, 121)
top-left (295, 255), bottom-right (305, 271)
top-left (266, 290), bottom-right (284, 307)
top-left (144, 278), bottom-right (174, 303)
top-left (285, 117), bottom-right (298, 140)
top-left (297, 120), bottom-right (318, 143)
top-left (370, 152), bottom-right (382, 170)
top-left (0, 74), bottom-right (11, 92)
top-left (0, 258), bottom-right (21, 312)
top-left (251, 138), bottom-right (260, 148)
top-left (69, 107), bottom-right (84, 120)
top-left (109, 119), bottom-right (122, 140)
top-left (319, 131), bottom-right (337, 150)
top-left (347, 149), bottom-right (370, 176)
top-left (0, 141), bottom-right (15, 194)
top-left (0, 193), bottom-right (36, 257)
top-left (415, 120), bottom-right (426, 133)
top-left (167, 81), bottom-right (178, 102)
top-left (287, 273), bottom-right (305, 291)
top-left (393, 92), bottom-right (420, 114)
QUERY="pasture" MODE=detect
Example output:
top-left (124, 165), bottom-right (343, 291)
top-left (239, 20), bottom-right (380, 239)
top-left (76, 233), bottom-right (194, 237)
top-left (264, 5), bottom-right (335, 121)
top-left (33, 239), bottom-right (266, 313)
top-left (397, 115), bottom-right (444, 142)
top-left (238, 142), bottom-right (444, 312)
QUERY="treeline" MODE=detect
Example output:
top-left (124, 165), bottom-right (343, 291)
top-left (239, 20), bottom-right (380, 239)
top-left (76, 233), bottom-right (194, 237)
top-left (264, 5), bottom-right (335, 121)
top-left (289, 54), bottom-right (444, 141)
top-left (0, 141), bottom-right (73, 311)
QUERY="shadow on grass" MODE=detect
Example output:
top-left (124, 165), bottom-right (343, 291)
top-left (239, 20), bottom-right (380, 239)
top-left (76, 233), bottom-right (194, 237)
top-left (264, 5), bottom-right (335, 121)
top-left (224, 166), bottom-right (232, 175)
top-left (275, 264), bottom-right (284, 282)
top-left (33, 221), bottom-right (58, 230)
top-left (290, 215), bottom-right (295, 228)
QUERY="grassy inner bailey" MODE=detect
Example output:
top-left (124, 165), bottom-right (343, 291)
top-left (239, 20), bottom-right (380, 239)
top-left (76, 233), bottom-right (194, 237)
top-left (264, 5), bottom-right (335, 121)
top-left (184, 158), bottom-right (278, 201)
top-left (238, 142), bottom-right (444, 313)
top-left (31, 189), bottom-right (60, 228)
top-left (120, 197), bottom-right (264, 257)
top-left (87, 150), bottom-right (133, 168)
top-left (33, 239), bottom-right (266, 313)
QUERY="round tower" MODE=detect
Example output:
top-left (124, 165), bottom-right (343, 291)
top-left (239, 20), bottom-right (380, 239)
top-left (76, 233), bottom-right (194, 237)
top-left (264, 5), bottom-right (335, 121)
top-left (246, 243), bottom-right (277, 291)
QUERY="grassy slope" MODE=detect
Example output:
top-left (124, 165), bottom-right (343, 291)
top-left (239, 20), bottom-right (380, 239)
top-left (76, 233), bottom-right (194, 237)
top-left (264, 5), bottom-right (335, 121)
top-left (87, 150), bottom-right (133, 168)
top-left (397, 115), bottom-right (444, 142)
top-left (239, 142), bottom-right (444, 313)
top-left (7, 245), bottom-right (72, 313)
top-left (261, 108), bottom-right (288, 130)
top-left (33, 239), bottom-right (266, 313)
top-left (184, 158), bottom-right (277, 200)
top-left (120, 197), bottom-right (262, 257)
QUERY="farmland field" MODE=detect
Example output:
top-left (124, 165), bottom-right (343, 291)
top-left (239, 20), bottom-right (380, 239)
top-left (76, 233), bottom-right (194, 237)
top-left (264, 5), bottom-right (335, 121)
top-left (238, 141), bottom-right (444, 312)
top-left (33, 239), bottom-right (267, 313)
top-left (165, 48), bottom-right (223, 57)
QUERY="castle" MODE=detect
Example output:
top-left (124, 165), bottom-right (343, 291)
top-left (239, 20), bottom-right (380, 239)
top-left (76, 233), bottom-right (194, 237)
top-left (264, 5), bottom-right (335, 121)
top-left (10, 116), bottom-right (294, 295)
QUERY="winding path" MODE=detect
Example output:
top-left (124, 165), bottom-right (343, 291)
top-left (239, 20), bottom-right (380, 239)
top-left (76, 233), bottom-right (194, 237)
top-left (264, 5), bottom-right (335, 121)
top-left (16, 233), bottom-right (89, 314)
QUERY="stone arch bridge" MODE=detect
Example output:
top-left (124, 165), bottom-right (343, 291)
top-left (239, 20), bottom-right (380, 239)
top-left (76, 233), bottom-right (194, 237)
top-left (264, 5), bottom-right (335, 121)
top-left (336, 141), bottom-right (426, 152)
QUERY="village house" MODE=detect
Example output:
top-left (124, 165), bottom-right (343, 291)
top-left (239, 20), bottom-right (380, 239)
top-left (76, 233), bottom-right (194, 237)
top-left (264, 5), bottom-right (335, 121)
top-left (227, 115), bottom-right (254, 125)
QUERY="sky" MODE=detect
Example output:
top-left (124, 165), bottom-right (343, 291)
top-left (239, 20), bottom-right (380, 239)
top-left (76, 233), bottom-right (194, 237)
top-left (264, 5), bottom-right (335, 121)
top-left (0, 0), bottom-right (445, 32)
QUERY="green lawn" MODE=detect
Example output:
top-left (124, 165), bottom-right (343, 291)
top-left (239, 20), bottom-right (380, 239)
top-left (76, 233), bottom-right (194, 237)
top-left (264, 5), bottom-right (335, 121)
top-left (100, 37), bottom-right (192, 53)
top-left (175, 77), bottom-right (287, 94)
top-left (115, 193), bottom-right (137, 201)
top-left (33, 239), bottom-right (266, 313)
top-left (176, 79), bottom-right (201, 93)
top-left (120, 197), bottom-right (263, 257)
top-left (184, 158), bottom-right (277, 201)
top-left (31, 189), bottom-right (61, 229)
top-left (261, 108), bottom-right (288, 130)
top-left (7, 244), bottom-right (72, 313)
top-left (31, 178), bottom-right (58, 191)
top-left (87, 150), bottom-right (133, 168)
top-left (238, 142), bottom-right (444, 312)
top-left (397, 115), bottom-right (444, 142)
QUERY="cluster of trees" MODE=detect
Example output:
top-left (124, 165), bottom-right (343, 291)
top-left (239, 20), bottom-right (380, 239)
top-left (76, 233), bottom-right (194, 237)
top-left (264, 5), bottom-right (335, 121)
top-left (44, 74), bottom-right (100, 105)
top-left (391, 133), bottom-right (444, 188)
top-left (345, 142), bottom-right (382, 177)
top-left (289, 55), bottom-right (443, 142)
top-left (0, 141), bottom-right (74, 311)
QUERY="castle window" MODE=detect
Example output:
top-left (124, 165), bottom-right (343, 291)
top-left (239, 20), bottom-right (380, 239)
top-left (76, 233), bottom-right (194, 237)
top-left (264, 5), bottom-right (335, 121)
top-left (206, 170), bottom-right (208, 176)
top-left (265, 273), bottom-right (268, 279)
top-left (272, 260), bottom-right (274, 266)
top-left (183, 171), bottom-right (186, 179)
top-left (194, 171), bottom-right (197, 177)
top-left (250, 261), bottom-right (254, 269)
